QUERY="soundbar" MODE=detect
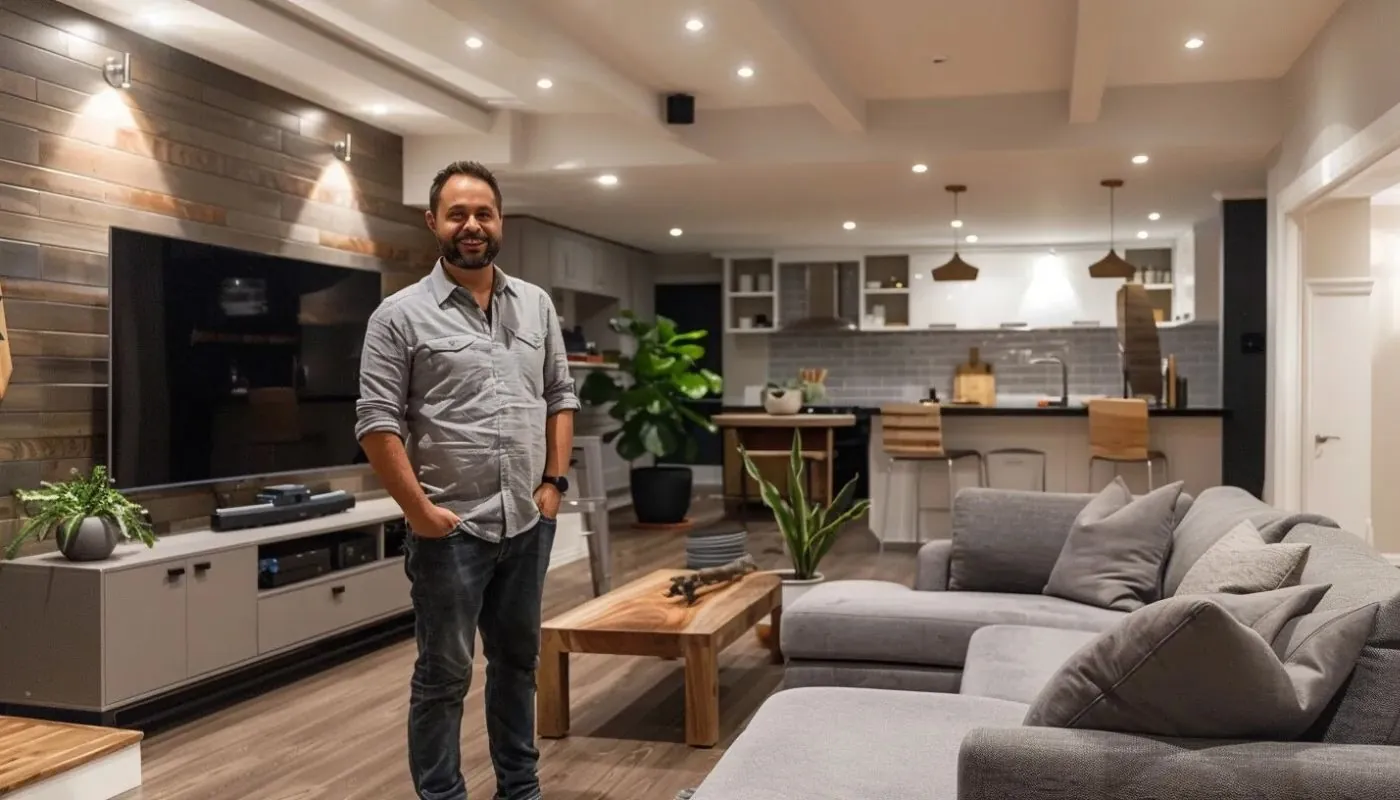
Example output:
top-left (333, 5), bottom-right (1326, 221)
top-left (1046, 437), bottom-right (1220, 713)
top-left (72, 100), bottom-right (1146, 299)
top-left (212, 489), bottom-right (357, 532)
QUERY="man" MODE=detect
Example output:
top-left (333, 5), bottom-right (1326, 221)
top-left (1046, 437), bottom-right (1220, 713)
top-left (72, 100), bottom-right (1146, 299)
top-left (355, 160), bottom-right (578, 800)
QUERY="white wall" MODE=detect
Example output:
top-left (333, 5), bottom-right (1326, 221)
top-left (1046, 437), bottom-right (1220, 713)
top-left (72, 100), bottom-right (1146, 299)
top-left (1266, 0), bottom-right (1400, 511)
top-left (1371, 204), bottom-right (1400, 553)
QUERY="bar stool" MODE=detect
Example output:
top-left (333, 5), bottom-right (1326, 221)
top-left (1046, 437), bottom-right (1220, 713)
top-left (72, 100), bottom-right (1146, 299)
top-left (877, 403), bottom-right (985, 551)
top-left (984, 448), bottom-right (1048, 491)
top-left (1087, 398), bottom-right (1168, 491)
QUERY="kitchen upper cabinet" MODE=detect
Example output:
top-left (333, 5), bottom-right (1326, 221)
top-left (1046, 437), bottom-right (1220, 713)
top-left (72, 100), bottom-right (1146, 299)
top-left (910, 249), bottom-right (1125, 331)
top-left (551, 235), bottom-right (596, 293)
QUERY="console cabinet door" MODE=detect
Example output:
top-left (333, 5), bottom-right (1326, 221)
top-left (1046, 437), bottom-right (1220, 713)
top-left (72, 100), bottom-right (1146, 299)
top-left (104, 563), bottom-right (188, 705)
top-left (186, 548), bottom-right (258, 678)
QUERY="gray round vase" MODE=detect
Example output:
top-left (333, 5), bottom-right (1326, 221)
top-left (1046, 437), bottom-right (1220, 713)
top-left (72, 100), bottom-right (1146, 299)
top-left (60, 517), bottom-right (120, 561)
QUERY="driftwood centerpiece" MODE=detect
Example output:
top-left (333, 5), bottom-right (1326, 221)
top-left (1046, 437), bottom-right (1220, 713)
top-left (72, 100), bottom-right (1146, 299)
top-left (664, 555), bottom-right (759, 605)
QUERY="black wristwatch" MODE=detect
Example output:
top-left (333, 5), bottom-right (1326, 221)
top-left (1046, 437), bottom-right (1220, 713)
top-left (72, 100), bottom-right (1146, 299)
top-left (540, 474), bottom-right (569, 494)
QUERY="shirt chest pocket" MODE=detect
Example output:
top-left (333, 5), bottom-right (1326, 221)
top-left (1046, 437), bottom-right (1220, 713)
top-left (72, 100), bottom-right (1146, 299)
top-left (507, 327), bottom-right (546, 394)
top-left (416, 334), bottom-right (491, 399)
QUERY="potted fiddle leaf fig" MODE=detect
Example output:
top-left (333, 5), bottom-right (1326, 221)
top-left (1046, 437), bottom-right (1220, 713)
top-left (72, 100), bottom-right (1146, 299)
top-left (738, 430), bottom-right (870, 607)
top-left (578, 311), bottom-right (723, 525)
top-left (4, 465), bottom-right (157, 561)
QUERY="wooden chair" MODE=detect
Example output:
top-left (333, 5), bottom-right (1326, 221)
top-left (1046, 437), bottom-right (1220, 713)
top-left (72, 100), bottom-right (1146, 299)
top-left (877, 403), bottom-right (985, 551)
top-left (1087, 398), bottom-right (1169, 490)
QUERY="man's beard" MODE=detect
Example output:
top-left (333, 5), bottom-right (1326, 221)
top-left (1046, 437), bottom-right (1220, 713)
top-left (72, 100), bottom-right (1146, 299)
top-left (438, 232), bottom-right (499, 270)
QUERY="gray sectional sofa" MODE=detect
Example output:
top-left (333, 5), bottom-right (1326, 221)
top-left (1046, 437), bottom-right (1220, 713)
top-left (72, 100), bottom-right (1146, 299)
top-left (689, 486), bottom-right (1400, 799)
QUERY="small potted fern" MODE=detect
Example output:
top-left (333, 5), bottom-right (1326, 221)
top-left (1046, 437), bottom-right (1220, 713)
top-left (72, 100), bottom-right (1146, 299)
top-left (738, 431), bottom-right (870, 608)
top-left (4, 465), bottom-right (157, 561)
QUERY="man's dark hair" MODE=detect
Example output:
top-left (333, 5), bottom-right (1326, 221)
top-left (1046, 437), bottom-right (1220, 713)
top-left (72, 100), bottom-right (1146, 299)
top-left (429, 160), bottom-right (503, 215)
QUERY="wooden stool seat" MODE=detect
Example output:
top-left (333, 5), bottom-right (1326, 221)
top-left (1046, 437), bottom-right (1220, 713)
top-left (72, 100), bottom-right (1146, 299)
top-left (1087, 398), bottom-right (1169, 490)
top-left (877, 404), bottom-right (986, 551)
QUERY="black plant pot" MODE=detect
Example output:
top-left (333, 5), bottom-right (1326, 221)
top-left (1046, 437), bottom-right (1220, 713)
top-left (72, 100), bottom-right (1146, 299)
top-left (630, 466), bottom-right (693, 525)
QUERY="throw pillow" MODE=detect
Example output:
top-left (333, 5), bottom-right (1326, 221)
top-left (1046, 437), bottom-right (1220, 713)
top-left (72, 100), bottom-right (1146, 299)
top-left (1043, 477), bottom-right (1184, 611)
top-left (1023, 584), bottom-right (1379, 740)
top-left (1175, 519), bottom-right (1311, 595)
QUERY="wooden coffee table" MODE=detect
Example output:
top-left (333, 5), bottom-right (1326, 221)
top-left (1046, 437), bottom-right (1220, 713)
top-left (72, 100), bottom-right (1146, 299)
top-left (536, 568), bottom-right (782, 748)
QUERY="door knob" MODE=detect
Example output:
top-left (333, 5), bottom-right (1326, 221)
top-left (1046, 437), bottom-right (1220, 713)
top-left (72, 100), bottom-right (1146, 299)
top-left (1315, 434), bottom-right (1340, 444)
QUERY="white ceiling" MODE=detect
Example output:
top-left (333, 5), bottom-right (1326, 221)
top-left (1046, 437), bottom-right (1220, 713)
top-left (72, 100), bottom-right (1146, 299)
top-left (66, 0), bottom-right (1346, 253)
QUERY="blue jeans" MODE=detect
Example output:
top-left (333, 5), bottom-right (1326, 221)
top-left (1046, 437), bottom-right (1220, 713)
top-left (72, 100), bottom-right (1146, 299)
top-left (404, 516), bottom-right (556, 800)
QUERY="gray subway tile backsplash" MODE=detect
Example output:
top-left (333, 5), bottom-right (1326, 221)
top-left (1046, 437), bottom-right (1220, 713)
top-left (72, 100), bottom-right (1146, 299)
top-left (767, 263), bottom-right (1221, 407)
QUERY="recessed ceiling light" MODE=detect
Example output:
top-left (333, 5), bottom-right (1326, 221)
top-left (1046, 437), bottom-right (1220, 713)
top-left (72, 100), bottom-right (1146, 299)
top-left (1132, 154), bottom-right (1150, 165)
top-left (736, 65), bottom-right (755, 79)
top-left (965, 234), bottom-right (979, 243)
top-left (685, 18), bottom-right (704, 32)
top-left (465, 36), bottom-right (483, 49)
top-left (842, 220), bottom-right (856, 230)
top-left (597, 174), bottom-right (618, 186)
top-left (669, 227), bottom-right (683, 237)
top-left (950, 219), bottom-right (963, 229)
top-left (537, 77), bottom-right (554, 89)
top-left (1184, 37), bottom-right (1204, 50)
top-left (912, 163), bottom-right (928, 173)
top-left (1137, 230), bottom-right (1150, 239)
top-left (1148, 211), bottom-right (1161, 221)
top-left (142, 12), bottom-right (170, 27)
top-left (367, 104), bottom-right (387, 115)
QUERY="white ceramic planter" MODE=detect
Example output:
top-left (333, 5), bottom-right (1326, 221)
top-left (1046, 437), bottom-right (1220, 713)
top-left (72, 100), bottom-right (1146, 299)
top-left (763, 388), bottom-right (802, 415)
top-left (778, 570), bottom-right (826, 610)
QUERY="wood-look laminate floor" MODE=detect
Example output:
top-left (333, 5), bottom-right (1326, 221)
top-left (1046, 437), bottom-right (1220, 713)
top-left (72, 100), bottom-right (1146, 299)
top-left (117, 499), bottom-right (915, 800)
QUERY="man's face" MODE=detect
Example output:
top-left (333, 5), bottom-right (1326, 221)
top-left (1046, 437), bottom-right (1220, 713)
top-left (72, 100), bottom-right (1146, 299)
top-left (426, 175), bottom-right (502, 271)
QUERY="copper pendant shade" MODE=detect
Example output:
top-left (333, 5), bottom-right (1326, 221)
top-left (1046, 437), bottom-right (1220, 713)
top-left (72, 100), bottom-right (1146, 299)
top-left (1088, 179), bottom-right (1137, 279)
top-left (932, 185), bottom-right (979, 281)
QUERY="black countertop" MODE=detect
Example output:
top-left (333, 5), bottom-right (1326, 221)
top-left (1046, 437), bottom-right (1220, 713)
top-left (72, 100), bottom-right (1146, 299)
top-left (717, 403), bottom-right (1229, 418)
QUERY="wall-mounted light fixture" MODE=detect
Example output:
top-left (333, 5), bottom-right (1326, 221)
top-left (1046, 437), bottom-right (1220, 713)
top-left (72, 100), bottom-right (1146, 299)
top-left (333, 133), bottom-right (352, 163)
top-left (104, 53), bottom-right (131, 89)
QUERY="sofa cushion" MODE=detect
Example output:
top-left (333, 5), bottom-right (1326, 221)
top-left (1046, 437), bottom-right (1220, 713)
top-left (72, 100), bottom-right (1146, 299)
top-left (960, 625), bottom-right (1100, 705)
top-left (1162, 486), bottom-right (1338, 597)
top-left (1024, 585), bottom-right (1377, 740)
top-left (783, 660), bottom-right (962, 693)
top-left (781, 580), bottom-right (1124, 668)
top-left (1175, 519), bottom-right (1312, 595)
top-left (1279, 523), bottom-right (1400, 745)
top-left (1043, 478), bottom-right (1185, 611)
top-left (948, 487), bottom-right (1193, 595)
top-left (689, 688), bottom-right (1029, 800)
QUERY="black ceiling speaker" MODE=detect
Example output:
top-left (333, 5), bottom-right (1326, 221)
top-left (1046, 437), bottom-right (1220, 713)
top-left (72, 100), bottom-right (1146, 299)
top-left (664, 93), bottom-right (695, 125)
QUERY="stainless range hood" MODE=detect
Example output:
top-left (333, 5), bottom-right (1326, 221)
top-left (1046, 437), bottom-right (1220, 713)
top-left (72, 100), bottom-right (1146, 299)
top-left (782, 262), bottom-right (858, 333)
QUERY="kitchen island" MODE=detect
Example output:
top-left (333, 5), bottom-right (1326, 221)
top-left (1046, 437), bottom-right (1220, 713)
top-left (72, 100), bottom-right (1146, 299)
top-left (719, 402), bottom-right (1226, 545)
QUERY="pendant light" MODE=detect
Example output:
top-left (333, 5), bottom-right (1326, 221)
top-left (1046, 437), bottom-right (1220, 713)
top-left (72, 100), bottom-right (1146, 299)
top-left (932, 185), bottom-right (979, 281)
top-left (1088, 178), bottom-right (1136, 279)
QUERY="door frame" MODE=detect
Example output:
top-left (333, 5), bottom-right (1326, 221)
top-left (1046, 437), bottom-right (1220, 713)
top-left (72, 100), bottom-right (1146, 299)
top-left (1301, 276), bottom-right (1375, 542)
top-left (1272, 99), bottom-right (1400, 511)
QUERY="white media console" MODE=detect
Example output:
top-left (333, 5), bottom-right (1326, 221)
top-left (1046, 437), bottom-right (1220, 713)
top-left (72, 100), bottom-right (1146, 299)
top-left (0, 496), bottom-right (415, 721)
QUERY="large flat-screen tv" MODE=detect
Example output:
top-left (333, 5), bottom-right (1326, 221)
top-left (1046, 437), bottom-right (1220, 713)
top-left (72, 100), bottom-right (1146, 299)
top-left (108, 228), bottom-right (384, 491)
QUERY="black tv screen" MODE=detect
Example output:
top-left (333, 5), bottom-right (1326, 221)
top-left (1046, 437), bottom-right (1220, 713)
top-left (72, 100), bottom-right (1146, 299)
top-left (108, 228), bottom-right (384, 490)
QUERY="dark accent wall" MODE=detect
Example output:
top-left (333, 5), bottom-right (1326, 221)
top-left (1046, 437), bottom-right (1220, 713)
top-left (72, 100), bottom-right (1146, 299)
top-left (0, 0), bottom-right (434, 556)
top-left (1220, 198), bottom-right (1269, 497)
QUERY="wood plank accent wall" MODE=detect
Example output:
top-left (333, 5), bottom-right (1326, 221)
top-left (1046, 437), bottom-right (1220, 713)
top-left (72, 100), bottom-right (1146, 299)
top-left (0, 0), bottom-right (438, 556)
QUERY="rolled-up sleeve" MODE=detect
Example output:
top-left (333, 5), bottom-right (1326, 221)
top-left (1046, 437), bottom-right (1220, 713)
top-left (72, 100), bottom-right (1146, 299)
top-left (541, 293), bottom-right (580, 416)
top-left (355, 307), bottom-right (411, 441)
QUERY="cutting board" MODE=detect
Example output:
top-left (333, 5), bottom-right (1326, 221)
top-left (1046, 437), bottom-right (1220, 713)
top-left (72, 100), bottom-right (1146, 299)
top-left (953, 347), bottom-right (995, 406)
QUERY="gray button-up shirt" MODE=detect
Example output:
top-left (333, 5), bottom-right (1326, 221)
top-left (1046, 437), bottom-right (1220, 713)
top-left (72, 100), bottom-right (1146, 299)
top-left (354, 261), bottom-right (580, 541)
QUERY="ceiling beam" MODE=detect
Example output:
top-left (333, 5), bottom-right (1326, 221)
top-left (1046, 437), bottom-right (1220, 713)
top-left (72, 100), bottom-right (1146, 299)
top-left (427, 0), bottom-right (674, 136)
top-left (185, 0), bottom-right (496, 132)
top-left (730, 0), bottom-right (866, 133)
top-left (1068, 0), bottom-right (1117, 124)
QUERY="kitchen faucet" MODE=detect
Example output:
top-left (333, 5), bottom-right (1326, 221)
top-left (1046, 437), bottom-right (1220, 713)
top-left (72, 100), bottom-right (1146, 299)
top-left (1030, 356), bottom-right (1069, 407)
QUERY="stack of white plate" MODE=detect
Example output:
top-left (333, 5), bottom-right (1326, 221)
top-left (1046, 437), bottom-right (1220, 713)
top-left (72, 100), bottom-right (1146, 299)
top-left (685, 525), bottom-right (749, 570)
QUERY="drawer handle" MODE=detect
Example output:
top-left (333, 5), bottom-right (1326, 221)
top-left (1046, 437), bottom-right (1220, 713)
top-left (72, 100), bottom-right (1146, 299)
top-left (331, 585), bottom-right (346, 597)
top-left (194, 562), bottom-right (212, 573)
top-left (167, 567), bottom-right (186, 579)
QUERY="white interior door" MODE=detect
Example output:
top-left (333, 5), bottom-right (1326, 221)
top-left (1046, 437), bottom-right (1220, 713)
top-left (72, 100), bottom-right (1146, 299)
top-left (1303, 278), bottom-right (1374, 539)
